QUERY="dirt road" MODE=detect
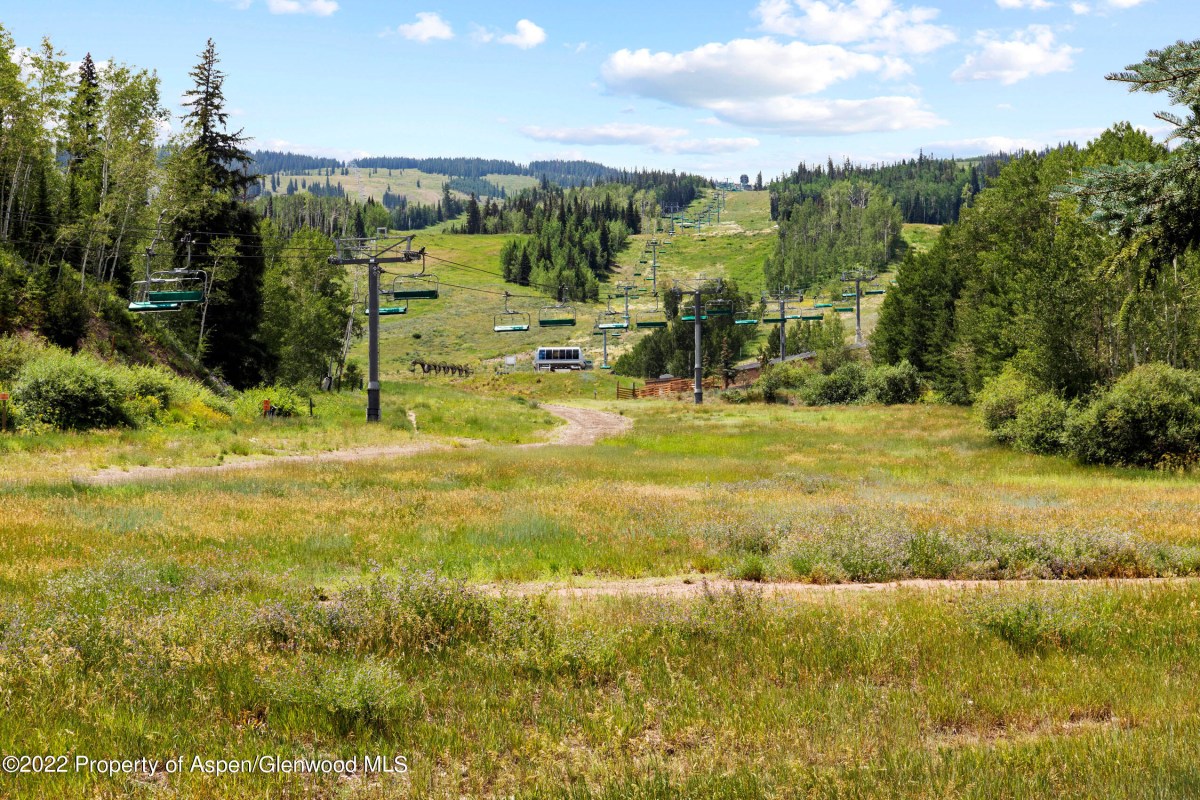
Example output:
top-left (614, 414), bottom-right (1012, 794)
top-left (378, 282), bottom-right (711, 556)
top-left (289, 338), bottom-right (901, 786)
top-left (73, 404), bottom-right (630, 485)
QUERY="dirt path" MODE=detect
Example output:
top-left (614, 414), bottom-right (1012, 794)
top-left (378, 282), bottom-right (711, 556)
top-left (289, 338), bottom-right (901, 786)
top-left (519, 404), bottom-right (632, 447)
top-left (73, 404), bottom-right (630, 486)
top-left (483, 575), bottom-right (1198, 600)
top-left (76, 440), bottom-right (452, 487)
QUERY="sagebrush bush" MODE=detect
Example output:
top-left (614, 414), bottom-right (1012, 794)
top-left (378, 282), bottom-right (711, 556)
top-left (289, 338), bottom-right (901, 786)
top-left (865, 359), bottom-right (923, 405)
top-left (1066, 363), bottom-right (1200, 468)
top-left (967, 593), bottom-right (1112, 654)
top-left (802, 360), bottom-right (867, 405)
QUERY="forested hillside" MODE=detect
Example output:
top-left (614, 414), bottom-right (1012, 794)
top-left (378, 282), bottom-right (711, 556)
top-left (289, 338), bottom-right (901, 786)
top-left (0, 31), bottom-right (351, 390)
top-left (770, 152), bottom-right (1016, 226)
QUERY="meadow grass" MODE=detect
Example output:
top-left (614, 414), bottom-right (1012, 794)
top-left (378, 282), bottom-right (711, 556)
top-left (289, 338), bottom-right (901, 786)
top-left (0, 380), bottom-right (556, 482)
top-left (902, 223), bottom-right (942, 254)
top-left (1, 564), bottom-right (1198, 798)
top-left (4, 193), bottom-right (1200, 797)
top-left (4, 390), bottom-right (1200, 797)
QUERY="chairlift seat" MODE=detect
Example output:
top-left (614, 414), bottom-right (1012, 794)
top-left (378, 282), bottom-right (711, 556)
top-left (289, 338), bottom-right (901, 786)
top-left (146, 290), bottom-right (203, 303)
top-left (494, 323), bottom-right (530, 333)
top-left (392, 287), bottom-right (439, 300)
top-left (128, 301), bottom-right (182, 313)
top-left (539, 318), bottom-right (576, 327)
top-left (597, 321), bottom-right (629, 330)
top-left (834, 306), bottom-right (854, 313)
top-left (813, 302), bottom-right (833, 308)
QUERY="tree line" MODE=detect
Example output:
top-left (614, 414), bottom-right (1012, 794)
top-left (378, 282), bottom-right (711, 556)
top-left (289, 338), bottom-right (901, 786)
top-left (0, 29), bottom-right (353, 390)
top-left (765, 180), bottom-right (904, 293)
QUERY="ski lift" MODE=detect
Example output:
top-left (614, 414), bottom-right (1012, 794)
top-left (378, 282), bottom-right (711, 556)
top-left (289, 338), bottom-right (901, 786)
top-left (864, 288), bottom-right (886, 296)
top-left (391, 275), bottom-right (439, 300)
top-left (834, 305), bottom-right (854, 313)
top-left (538, 288), bottom-right (576, 327)
top-left (390, 246), bottom-right (439, 299)
top-left (635, 295), bottom-right (668, 329)
top-left (494, 292), bottom-right (530, 332)
top-left (366, 296), bottom-right (408, 316)
top-left (705, 300), bottom-right (733, 317)
top-left (734, 310), bottom-right (760, 326)
top-left (129, 268), bottom-right (210, 313)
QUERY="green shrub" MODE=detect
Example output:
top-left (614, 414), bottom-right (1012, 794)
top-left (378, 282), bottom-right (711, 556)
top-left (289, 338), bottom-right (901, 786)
top-left (976, 367), bottom-right (1038, 442)
top-left (235, 385), bottom-right (306, 419)
top-left (0, 335), bottom-right (45, 384)
top-left (1066, 363), bottom-right (1200, 468)
top-left (865, 359), bottom-right (923, 405)
top-left (802, 361), bottom-right (867, 405)
top-left (757, 362), bottom-right (811, 403)
top-left (1010, 392), bottom-right (1069, 455)
top-left (967, 593), bottom-right (1110, 654)
top-left (12, 349), bottom-right (129, 431)
top-left (121, 364), bottom-right (176, 409)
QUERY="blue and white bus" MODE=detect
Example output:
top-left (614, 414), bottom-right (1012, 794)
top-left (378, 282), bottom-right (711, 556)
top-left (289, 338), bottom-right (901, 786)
top-left (534, 346), bottom-right (589, 372)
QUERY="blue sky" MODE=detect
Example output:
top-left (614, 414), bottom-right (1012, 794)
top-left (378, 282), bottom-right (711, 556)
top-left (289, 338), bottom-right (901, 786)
top-left (4, 0), bottom-right (1189, 178)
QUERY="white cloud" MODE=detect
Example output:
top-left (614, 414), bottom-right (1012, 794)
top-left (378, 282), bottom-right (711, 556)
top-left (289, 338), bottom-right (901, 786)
top-left (601, 37), bottom-right (941, 136)
top-left (952, 25), bottom-right (1078, 85)
top-left (927, 135), bottom-right (1047, 153)
top-left (604, 38), bottom-right (892, 104)
top-left (696, 116), bottom-right (723, 126)
top-left (753, 0), bottom-right (955, 55)
top-left (522, 123), bottom-right (688, 146)
top-left (658, 137), bottom-right (761, 155)
top-left (520, 122), bottom-right (757, 154)
top-left (708, 95), bottom-right (943, 135)
top-left (1068, 0), bottom-right (1150, 13)
top-left (392, 12), bottom-right (454, 43)
top-left (499, 19), bottom-right (546, 49)
top-left (996, 0), bottom-right (1053, 8)
top-left (265, 0), bottom-right (338, 15)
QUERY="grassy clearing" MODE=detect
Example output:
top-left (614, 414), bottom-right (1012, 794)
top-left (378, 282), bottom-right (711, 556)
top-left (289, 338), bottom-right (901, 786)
top-left (0, 381), bottom-right (555, 482)
top-left (4, 393), bottom-right (1200, 797)
top-left (2, 564), bottom-right (1199, 798)
top-left (4, 402), bottom-right (1199, 589)
top-left (902, 223), bottom-right (942, 254)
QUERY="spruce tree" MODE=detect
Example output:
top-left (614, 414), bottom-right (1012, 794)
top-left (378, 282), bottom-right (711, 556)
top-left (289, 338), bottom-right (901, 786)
top-left (182, 39), bottom-right (255, 196)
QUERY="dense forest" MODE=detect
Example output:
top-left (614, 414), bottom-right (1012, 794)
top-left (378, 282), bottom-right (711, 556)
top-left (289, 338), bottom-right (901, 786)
top-left (769, 152), bottom-right (1017, 226)
top-left (326, 156), bottom-right (623, 187)
top-left (0, 31), bottom-right (352, 390)
top-left (486, 186), bottom-right (639, 301)
top-left (869, 39), bottom-right (1200, 466)
top-left (764, 180), bottom-right (904, 293)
